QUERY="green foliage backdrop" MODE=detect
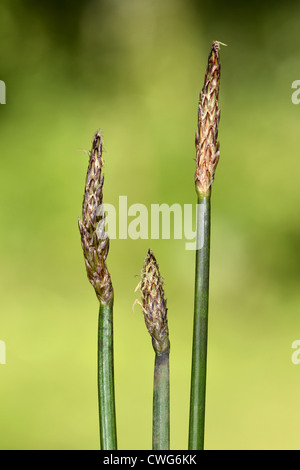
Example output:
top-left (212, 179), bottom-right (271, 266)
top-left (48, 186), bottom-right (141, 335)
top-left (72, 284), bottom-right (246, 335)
top-left (0, 0), bottom-right (300, 449)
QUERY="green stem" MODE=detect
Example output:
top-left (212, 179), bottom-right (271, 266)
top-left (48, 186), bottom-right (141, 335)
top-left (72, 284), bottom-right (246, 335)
top-left (189, 194), bottom-right (211, 450)
top-left (153, 350), bottom-right (170, 450)
top-left (98, 301), bottom-right (117, 450)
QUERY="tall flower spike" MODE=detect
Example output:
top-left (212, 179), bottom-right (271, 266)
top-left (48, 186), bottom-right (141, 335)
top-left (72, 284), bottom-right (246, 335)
top-left (137, 249), bottom-right (170, 355)
top-left (195, 41), bottom-right (225, 197)
top-left (78, 130), bottom-right (113, 305)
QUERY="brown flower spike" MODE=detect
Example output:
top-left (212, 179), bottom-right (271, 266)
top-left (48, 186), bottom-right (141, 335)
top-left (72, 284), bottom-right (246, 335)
top-left (195, 41), bottom-right (225, 197)
top-left (78, 131), bottom-right (113, 305)
top-left (136, 250), bottom-right (170, 355)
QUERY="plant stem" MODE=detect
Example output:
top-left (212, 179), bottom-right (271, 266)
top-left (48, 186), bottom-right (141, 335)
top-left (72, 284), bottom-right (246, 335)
top-left (153, 350), bottom-right (170, 450)
top-left (98, 300), bottom-right (117, 450)
top-left (189, 40), bottom-right (224, 450)
top-left (136, 249), bottom-right (170, 450)
top-left (79, 131), bottom-right (117, 450)
top-left (189, 194), bottom-right (211, 450)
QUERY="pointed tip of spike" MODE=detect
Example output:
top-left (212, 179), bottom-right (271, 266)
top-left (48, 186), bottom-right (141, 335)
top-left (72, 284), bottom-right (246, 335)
top-left (213, 41), bottom-right (227, 49)
top-left (195, 42), bottom-right (222, 196)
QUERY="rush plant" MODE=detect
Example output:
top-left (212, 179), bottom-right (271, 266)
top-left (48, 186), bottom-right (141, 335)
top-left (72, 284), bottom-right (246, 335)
top-left (78, 131), bottom-right (117, 450)
top-left (189, 41), bottom-right (225, 450)
top-left (135, 249), bottom-right (170, 450)
top-left (78, 40), bottom-right (224, 451)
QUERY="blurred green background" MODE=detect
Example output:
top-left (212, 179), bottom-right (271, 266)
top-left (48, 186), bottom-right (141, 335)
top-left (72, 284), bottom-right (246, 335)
top-left (0, 0), bottom-right (300, 450)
